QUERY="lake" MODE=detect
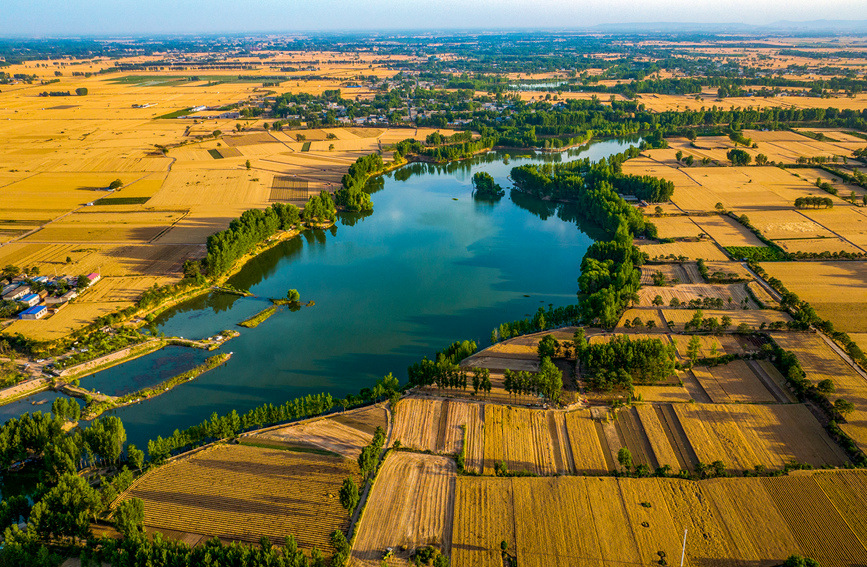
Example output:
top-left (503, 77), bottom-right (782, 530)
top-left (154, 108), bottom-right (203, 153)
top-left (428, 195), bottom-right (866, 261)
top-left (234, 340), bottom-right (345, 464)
top-left (6, 138), bottom-right (639, 448)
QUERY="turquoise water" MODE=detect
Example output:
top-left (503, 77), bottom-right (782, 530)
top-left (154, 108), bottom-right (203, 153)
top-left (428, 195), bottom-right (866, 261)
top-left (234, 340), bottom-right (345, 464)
top-left (78, 346), bottom-right (212, 397)
top-left (6, 139), bottom-right (638, 448)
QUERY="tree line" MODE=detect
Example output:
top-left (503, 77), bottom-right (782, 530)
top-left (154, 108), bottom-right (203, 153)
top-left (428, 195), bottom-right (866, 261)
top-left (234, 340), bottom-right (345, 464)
top-left (204, 203), bottom-right (301, 276)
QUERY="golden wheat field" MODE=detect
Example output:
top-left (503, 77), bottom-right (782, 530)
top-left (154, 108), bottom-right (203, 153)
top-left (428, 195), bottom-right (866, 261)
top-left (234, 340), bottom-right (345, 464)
top-left (122, 443), bottom-right (358, 552)
top-left (691, 360), bottom-right (779, 403)
top-left (453, 471), bottom-right (867, 567)
top-left (638, 240), bottom-right (729, 261)
top-left (350, 452), bottom-right (456, 567)
top-left (761, 261), bottom-right (867, 332)
top-left (661, 308), bottom-right (791, 332)
top-left (691, 214), bottom-right (766, 247)
top-left (770, 332), bottom-right (867, 452)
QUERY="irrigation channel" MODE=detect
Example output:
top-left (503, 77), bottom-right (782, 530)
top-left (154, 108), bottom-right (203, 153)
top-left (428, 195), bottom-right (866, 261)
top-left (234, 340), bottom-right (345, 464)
top-left (8, 138), bottom-right (640, 448)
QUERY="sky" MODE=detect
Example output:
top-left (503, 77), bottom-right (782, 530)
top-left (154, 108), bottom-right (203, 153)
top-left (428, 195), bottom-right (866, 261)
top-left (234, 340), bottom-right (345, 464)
top-left (1, 0), bottom-right (864, 36)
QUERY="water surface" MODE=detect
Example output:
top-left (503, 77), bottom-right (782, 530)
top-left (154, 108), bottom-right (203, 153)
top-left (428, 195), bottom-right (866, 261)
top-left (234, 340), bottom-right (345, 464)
top-left (8, 139), bottom-right (639, 447)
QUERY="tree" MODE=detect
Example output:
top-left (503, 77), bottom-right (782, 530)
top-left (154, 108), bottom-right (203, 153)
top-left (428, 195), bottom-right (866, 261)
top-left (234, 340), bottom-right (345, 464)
top-left (727, 148), bottom-right (751, 166)
top-left (286, 289), bottom-right (300, 302)
top-left (617, 447), bottom-right (633, 470)
top-left (127, 443), bottom-right (144, 470)
top-left (114, 497), bottom-right (144, 536)
top-left (537, 334), bottom-right (559, 360)
top-left (817, 379), bottom-right (835, 394)
top-left (782, 555), bottom-right (820, 567)
top-left (339, 477), bottom-right (360, 512)
top-left (29, 473), bottom-right (101, 542)
top-left (245, 160), bottom-right (252, 170)
top-left (108, 179), bottom-right (123, 190)
top-left (835, 398), bottom-right (855, 416)
top-left (471, 171), bottom-right (504, 199)
top-left (75, 87), bottom-right (88, 96)
top-left (715, 202), bottom-right (725, 211)
top-left (652, 295), bottom-right (663, 306)
top-left (687, 335), bottom-right (701, 364)
top-left (84, 416), bottom-right (126, 463)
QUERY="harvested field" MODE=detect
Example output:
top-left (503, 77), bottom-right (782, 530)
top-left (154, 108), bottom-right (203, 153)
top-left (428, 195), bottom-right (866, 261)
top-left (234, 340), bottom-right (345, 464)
top-left (639, 240), bottom-right (729, 261)
top-left (249, 416), bottom-right (373, 459)
top-left (651, 215), bottom-right (703, 239)
top-left (674, 403), bottom-right (848, 471)
top-left (483, 405), bottom-right (568, 476)
top-left (350, 453), bottom-right (455, 567)
top-left (770, 332), bottom-right (867, 452)
top-left (762, 261), bottom-right (867, 332)
top-left (637, 282), bottom-right (758, 309)
top-left (330, 404), bottom-right (388, 435)
top-left (690, 360), bottom-right (778, 403)
top-left (123, 444), bottom-right (356, 552)
top-left (747, 209), bottom-right (836, 240)
top-left (640, 263), bottom-right (699, 285)
top-left (454, 472), bottom-right (867, 567)
top-left (775, 237), bottom-right (864, 254)
top-left (662, 308), bottom-right (791, 333)
top-left (691, 215), bottom-right (765, 247)
top-left (391, 397), bottom-right (480, 456)
top-left (634, 384), bottom-right (692, 402)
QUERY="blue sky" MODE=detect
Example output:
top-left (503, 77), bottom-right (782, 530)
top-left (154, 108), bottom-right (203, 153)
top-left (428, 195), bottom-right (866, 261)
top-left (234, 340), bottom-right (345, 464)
top-left (1, 0), bottom-right (864, 35)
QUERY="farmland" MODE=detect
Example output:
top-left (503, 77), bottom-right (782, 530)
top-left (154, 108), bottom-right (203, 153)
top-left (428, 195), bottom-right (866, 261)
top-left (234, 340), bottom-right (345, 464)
top-left (350, 452), bottom-right (455, 567)
top-left (122, 443), bottom-right (359, 552)
top-left (453, 472), bottom-right (867, 567)
top-left (770, 332), bottom-right (867, 452)
top-left (761, 261), bottom-right (867, 332)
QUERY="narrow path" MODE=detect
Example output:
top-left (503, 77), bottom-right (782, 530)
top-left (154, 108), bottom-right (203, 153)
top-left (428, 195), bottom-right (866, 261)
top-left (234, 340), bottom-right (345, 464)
top-left (815, 330), bottom-right (867, 382)
top-left (347, 401), bottom-right (394, 540)
top-left (740, 261), bottom-right (783, 302)
top-left (746, 359), bottom-right (792, 404)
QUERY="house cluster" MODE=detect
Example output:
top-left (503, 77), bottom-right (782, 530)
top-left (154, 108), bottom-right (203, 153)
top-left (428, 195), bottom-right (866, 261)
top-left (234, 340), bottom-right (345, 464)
top-left (1, 273), bottom-right (100, 321)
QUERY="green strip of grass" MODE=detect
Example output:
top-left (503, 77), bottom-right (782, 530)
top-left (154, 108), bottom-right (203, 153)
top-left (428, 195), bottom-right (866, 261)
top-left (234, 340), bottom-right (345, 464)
top-left (207, 149), bottom-right (223, 159)
top-left (155, 108), bottom-right (192, 119)
top-left (725, 246), bottom-right (789, 262)
top-left (237, 306), bottom-right (278, 328)
top-left (96, 196), bottom-right (151, 205)
top-left (301, 142), bottom-right (311, 152)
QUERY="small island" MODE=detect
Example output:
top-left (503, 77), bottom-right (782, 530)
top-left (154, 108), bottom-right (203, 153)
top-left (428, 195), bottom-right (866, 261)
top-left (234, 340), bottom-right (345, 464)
top-left (471, 171), bottom-right (505, 199)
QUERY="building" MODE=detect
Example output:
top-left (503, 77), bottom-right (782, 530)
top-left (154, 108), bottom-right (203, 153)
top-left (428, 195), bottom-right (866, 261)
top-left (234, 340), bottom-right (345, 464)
top-left (1, 283), bottom-right (19, 296)
top-left (19, 293), bottom-right (40, 308)
top-left (86, 273), bottom-right (100, 286)
top-left (19, 305), bottom-right (47, 320)
top-left (3, 286), bottom-right (30, 301)
top-left (60, 290), bottom-right (78, 302)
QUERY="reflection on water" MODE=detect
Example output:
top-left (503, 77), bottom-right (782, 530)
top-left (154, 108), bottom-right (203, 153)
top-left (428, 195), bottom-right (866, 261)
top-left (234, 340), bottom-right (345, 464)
top-left (52, 138), bottom-right (640, 447)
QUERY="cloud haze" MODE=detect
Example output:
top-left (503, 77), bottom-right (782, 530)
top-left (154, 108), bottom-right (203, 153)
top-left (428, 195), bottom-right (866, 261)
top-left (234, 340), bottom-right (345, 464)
top-left (2, 0), bottom-right (865, 35)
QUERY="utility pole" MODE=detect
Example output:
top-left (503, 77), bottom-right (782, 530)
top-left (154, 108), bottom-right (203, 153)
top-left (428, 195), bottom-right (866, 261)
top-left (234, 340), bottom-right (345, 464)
top-left (680, 529), bottom-right (688, 567)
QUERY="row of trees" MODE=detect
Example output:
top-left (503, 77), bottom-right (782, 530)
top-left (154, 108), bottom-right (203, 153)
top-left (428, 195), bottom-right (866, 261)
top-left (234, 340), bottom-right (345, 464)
top-left (503, 357), bottom-right (563, 402)
top-left (794, 196), bottom-right (834, 209)
top-left (204, 203), bottom-right (301, 275)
